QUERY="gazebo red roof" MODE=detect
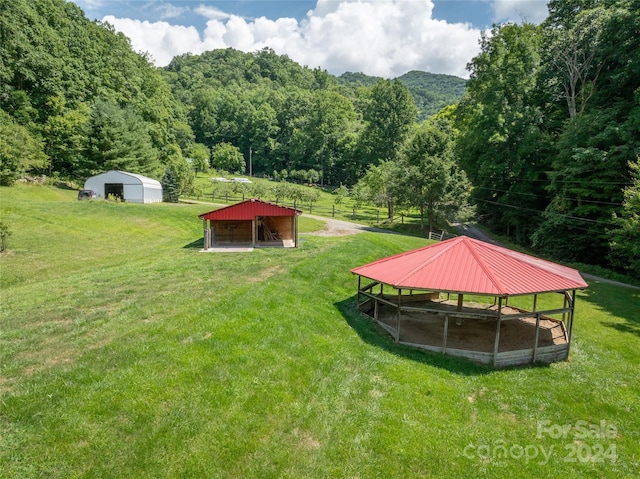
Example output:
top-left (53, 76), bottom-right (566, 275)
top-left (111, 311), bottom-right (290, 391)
top-left (351, 236), bottom-right (588, 296)
top-left (198, 199), bottom-right (301, 221)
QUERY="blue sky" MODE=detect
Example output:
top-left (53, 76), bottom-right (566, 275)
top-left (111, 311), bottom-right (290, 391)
top-left (75, 1), bottom-right (550, 78)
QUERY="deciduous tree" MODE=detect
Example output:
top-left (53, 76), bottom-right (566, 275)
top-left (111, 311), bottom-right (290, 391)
top-left (0, 111), bottom-right (48, 185)
top-left (210, 142), bottom-right (246, 173)
top-left (397, 120), bottom-right (472, 231)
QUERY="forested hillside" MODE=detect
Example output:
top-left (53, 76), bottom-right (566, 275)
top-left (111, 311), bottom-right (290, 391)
top-left (162, 48), bottom-right (365, 185)
top-left (0, 0), bottom-right (461, 188)
top-left (0, 0), bottom-right (638, 276)
top-left (162, 50), bottom-right (465, 185)
top-left (0, 0), bottom-right (196, 190)
top-left (455, 0), bottom-right (640, 274)
top-left (338, 70), bottom-right (467, 120)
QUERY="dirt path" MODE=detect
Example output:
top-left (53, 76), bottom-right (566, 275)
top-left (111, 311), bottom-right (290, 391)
top-left (302, 214), bottom-right (395, 237)
top-left (454, 223), bottom-right (501, 245)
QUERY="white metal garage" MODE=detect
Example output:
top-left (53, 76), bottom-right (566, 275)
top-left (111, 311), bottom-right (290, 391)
top-left (84, 170), bottom-right (163, 204)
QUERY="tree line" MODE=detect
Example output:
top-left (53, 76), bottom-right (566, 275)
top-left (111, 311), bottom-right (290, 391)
top-left (455, 0), bottom-right (639, 275)
top-left (0, 0), bottom-right (638, 277)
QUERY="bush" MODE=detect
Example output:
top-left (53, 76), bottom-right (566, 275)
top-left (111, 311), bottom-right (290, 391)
top-left (0, 221), bottom-right (12, 252)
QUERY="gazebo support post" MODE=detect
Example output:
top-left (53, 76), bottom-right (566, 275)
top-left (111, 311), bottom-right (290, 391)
top-left (395, 288), bottom-right (402, 343)
top-left (457, 294), bottom-right (464, 312)
top-left (532, 312), bottom-right (541, 363)
top-left (442, 314), bottom-right (449, 353)
top-left (493, 297), bottom-right (503, 367)
top-left (374, 292), bottom-right (379, 321)
top-left (566, 289), bottom-right (577, 357)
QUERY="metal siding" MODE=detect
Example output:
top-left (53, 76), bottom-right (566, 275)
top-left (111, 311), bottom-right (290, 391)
top-left (123, 184), bottom-right (144, 203)
top-left (199, 199), bottom-right (300, 221)
top-left (351, 236), bottom-right (588, 296)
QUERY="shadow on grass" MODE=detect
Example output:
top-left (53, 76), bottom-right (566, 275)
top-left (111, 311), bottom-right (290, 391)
top-left (580, 280), bottom-right (640, 338)
top-left (335, 296), bottom-right (496, 376)
top-left (183, 237), bottom-right (204, 249)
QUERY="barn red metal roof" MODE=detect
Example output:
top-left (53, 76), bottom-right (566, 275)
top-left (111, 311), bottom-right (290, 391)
top-left (351, 236), bottom-right (588, 296)
top-left (198, 199), bottom-right (301, 221)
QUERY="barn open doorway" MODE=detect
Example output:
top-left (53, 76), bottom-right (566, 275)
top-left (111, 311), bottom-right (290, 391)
top-left (104, 183), bottom-right (124, 201)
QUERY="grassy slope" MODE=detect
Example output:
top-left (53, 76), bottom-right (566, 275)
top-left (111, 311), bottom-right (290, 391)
top-left (1, 185), bottom-right (638, 478)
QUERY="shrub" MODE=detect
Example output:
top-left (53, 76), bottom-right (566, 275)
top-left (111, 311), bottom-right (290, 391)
top-left (0, 221), bottom-right (12, 252)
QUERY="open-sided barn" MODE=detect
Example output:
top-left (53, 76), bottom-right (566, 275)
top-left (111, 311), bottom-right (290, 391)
top-left (199, 199), bottom-right (302, 250)
top-left (84, 170), bottom-right (162, 203)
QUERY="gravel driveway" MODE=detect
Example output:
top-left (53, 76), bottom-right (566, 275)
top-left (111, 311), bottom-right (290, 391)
top-left (302, 214), bottom-right (395, 237)
top-left (302, 214), bottom-right (369, 236)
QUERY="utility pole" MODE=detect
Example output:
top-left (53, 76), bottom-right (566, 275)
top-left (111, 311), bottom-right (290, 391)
top-left (249, 147), bottom-right (253, 177)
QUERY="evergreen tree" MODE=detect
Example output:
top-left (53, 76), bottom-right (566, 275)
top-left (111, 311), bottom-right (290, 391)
top-left (83, 99), bottom-right (160, 178)
top-left (161, 168), bottom-right (179, 203)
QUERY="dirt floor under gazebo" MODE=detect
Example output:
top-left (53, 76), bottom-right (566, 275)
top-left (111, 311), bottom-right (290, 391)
top-left (374, 299), bottom-right (568, 353)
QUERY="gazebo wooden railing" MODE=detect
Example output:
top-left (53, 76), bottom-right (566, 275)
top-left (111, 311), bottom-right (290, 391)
top-left (356, 278), bottom-right (577, 367)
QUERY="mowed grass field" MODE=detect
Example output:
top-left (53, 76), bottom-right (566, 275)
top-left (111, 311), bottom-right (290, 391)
top-left (1, 184), bottom-right (639, 478)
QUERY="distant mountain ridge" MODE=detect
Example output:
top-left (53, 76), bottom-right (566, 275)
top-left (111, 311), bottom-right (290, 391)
top-left (338, 70), bottom-right (467, 121)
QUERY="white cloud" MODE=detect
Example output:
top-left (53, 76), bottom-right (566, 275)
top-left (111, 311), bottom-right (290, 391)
top-left (102, 0), bottom-right (484, 78)
top-left (155, 3), bottom-right (188, 20)
top-left (102, 16), bottom-right (203, 65)
top-left (194, 5), bottom-right (233, 21)
top-left (76, 0), bottom-right (104, 8)
top-left (492, 0), bottom-right (549, 24)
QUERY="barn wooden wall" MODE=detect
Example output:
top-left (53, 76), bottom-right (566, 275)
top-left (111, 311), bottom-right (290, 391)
top-left (265, 217), bottom-right (294, 241)
top-left (212, 220), bottom-right (252, 243)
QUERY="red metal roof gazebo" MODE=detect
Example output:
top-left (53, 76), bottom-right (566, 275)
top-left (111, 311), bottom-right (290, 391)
top-left (351, 236), bottom-right (588, 296)
top-left (351, 237), bottom-right (588, 367)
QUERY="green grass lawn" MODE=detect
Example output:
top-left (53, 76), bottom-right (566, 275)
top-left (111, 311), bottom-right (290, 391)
top-left (1, 185), bottom-right (639, 478)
